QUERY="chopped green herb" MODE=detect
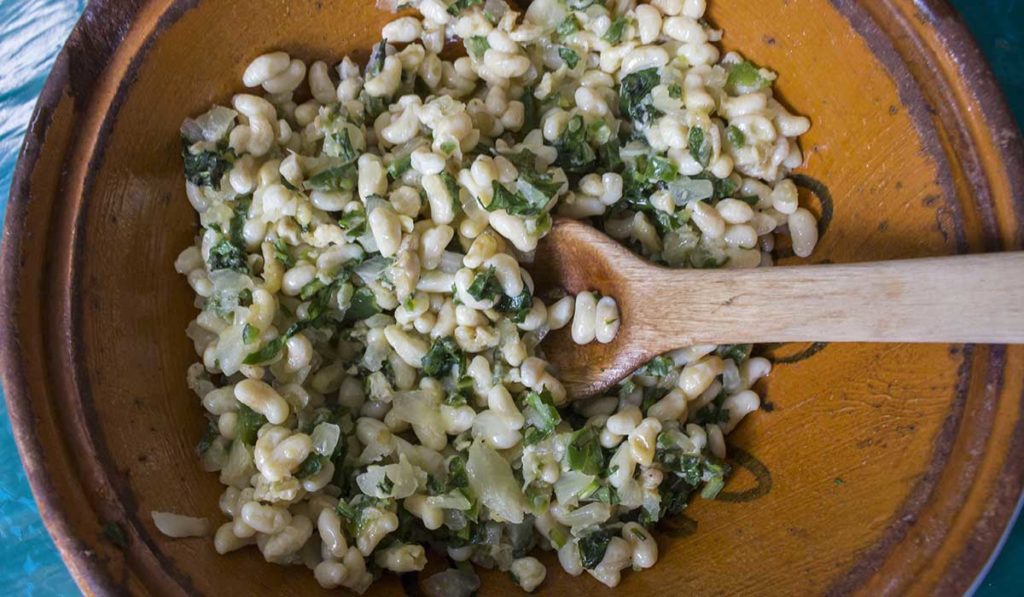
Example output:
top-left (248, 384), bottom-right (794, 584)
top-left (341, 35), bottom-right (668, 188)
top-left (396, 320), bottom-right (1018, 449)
top-left (345, 287), bottom-right (380, 321)
top-left (196, 420), bottom-right (219, 455)
top-left (556, 15), bottom-right (580, 39)
top-left (726, 125), bottom-right (746, 148)
top-left (642, 355), bottom-right (674, 377)
top-left (737, 195), bottom-right (759, 207)
top-left (338, 208), bottom-right (368, 237)
top-left (306, 165), bottom-right (357, 194)
top-left (668, 83), bottom-right (683, 99)
top-left (242, 323), bottom-right (260, 345)
top-left (717, 343), bottom-right (753, 363)
top-left (578, 528), bottom-right (615, 569)
top-left (440, 171), bottom-right (462, 213)
top-left (367, 39), bottom-right (388, 78)
top-left (387, 153), bottom-right (412, 180)
top-left (554, 114), bottom-right (597, 174)
top-left (523, 389), bottom-right (561, 435)
top-left (323, 127), bottom-right (358, 163)
top-left (558, 47), bottom-right (580, 69)
top-left (440, 140), bottom-right (457, 155)
top-left (181, 139), bottom-right (234, 189)
top-left (495, 290), bottom-right (533, 323)
top-left (725, 60), bottom-right (772, 95)
top-left (695, 388), bottom-right (730, 425)
top-left (422, 336), bottom-right (466, 377)
top-left (207, 238), bottom-right (248, 273)
top-left (519, 86), bottom-right (539, 138)
top-left (688, 126), bottom-right (712, 168)
top-left (445, 375), bottom-right (475, 407)
top-left (619, 68), bottom-right (661, 126)
top-left (237, 404), bottom-right (268, 445)
top-left (566, 426), bottom-right (604, 475)
top-left (467, 266), bottom-right (503, 301)
top-left (295, 454), bottom-right (326, 479)
top-left (272, 238), bottom-right (295, 267)
top-left (603, 16), bottom-right (628, 44)
top-left (447, 0), bottom-right (483, 16)
top-left (466, 36), bottom-right (490, 59)
top-left (700, 459), bottom-right (730, 499)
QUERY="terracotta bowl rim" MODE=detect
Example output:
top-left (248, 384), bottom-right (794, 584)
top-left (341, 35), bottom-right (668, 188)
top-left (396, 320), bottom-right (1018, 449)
top-left (1, 0), bottom-right (1022, 594)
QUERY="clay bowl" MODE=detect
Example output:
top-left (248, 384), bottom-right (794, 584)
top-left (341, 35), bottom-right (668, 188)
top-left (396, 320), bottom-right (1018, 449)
top-left (1, 0), bottom-right (1022, 595)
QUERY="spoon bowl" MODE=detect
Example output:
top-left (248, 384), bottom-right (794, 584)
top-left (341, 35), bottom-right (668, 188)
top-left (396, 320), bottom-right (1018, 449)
top-left (532, 218), bottom-right (1024, 399)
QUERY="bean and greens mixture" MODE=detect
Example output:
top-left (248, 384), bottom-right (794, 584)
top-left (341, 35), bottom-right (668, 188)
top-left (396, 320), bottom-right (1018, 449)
top-left (173, 0), bottom-right (817, 592)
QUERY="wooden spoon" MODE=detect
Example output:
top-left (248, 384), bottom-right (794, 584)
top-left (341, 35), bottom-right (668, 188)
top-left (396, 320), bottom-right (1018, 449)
top-left (528, 218), bottom-right (1024, 400)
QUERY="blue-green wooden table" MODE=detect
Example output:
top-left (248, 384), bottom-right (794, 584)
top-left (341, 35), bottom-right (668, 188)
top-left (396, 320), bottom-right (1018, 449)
top-left (0, 1), bottom-right (1020, 594)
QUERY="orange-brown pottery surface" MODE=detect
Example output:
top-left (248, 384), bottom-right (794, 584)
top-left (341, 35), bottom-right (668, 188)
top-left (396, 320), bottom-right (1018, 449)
top-left (1, 1), bottom-right (1022, 595)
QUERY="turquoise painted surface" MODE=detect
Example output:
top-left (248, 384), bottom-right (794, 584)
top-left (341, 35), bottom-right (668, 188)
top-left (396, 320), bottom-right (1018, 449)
top-left (0, 1), bottom-right (1019, 595)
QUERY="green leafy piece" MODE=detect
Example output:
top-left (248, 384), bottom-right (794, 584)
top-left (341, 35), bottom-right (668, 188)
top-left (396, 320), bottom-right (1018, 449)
top-left (726, 125), bottom-right (746, 148)
top-left (717, 343), bottom-right (753, 363)
top-left (295, 454), bottom-right (327, 479)
top-left (725, 60), bottom-right (771, 95)
top-left (556, 15), bottom-right (580, 39)
top-left (207, 238), bottom-right (248, 273)
top-left (640, 386), bottom-right (670, 415)
top-left (272, 238), bottom-right (294, 267)
top-left (364, 94), bottom-right (389, 120)
top-left (447, 0), bottom-right (483, 16)
top-left (599, 139), bottom-right (623, 172)
top-left (554, 114), bottom-right (597, 174)
top-left (196, 420), bottom-right (219, 455)
top-left (584, 484), bottom-right (619, 505)
top-left (519, 86), bottom-right (539, 137)
top-left (695, 388), bottom-right (730, 425)
top-left (466, 36), bottom-right (490, 59)
top-left (367, 39), bottom-right (388, 78)
top-left (440, 140), bottom-right (457, 155)
top-left (440, 171), bottom-right (462, 213)
top-left (467, 266), bottom-right (503, 301)
top-left (688, 126), bottom-right (712, 168)
top-left (336, 500), bottom-right (358, 522)
top-left (181, 139), bottom-right (234, 189)
top-left (619, 68), bottom-right (661, 126)
top-left (422, 336), bottom-right (466, 377)
top-left (523, 426), bottom-right (548, 446)
top-left (603, 16), bottom-right (628, 44)
top-left (447, 454), bottom-right (470, 491)
top-left (523, 389), bottom-right (561, 434)
top-left (642, 355), bottom-right (674, 377)
top-left (558, 47), bottom-right (580, 69)
top-left (445, 375), bottom-right (475, 407)
top-left (323, 127), bottom-right (358, 163)
top-left (300, 278), bottom-right (328, 301)
top-left (229, 196), bottom-right (251, 247)
top-left (237, 404), bottom-right (268, 445)
top-left (306, 164), bottom-right (357, 193)
top-left (345, 287), bottom-right (380, 321)
top-left (566, 426), bottom-right (604, 475)
top-left (578, 528), bottom-right (615, 569)
top-left (495, 290), bottom-right (533, 323)
top-left (700, 459), bottom-right (729, 499)
top-left (338, 208), bottom-right (367, 237)
top-left (242, 329), bottom-right (290, 365)
top-left (242, 323), bottom-right (260, 345)
top-left (737, 195), bottom-right (759, 207)
top-left (668, 83), bottom-right (683, 99)
top-left (656, 473), bottom-right (695, 521)
top-left (387, 153), bottom-right (412, 180)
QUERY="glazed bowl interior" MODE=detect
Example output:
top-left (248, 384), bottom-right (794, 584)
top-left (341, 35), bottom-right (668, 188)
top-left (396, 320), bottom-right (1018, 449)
top-left (3, 0), bottom-right (1023, 595)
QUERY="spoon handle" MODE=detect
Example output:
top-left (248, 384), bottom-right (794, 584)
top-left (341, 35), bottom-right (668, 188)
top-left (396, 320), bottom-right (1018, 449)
top-left (628, 252), bottom-right (1024, 347)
